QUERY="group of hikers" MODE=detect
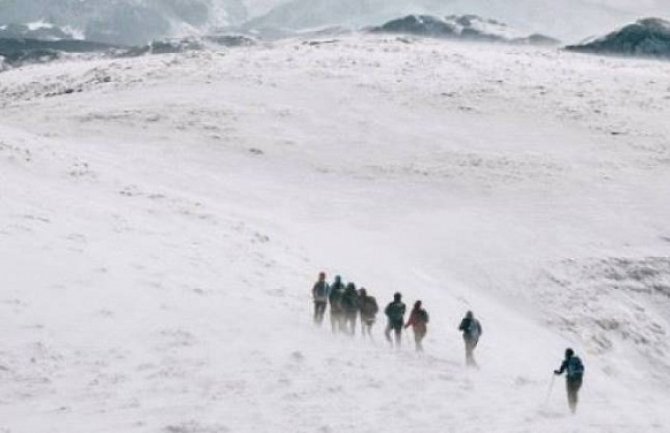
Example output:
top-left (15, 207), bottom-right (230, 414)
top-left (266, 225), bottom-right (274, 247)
top-left (311, 271), bottom-right (586, 414)
top-left (312, 272), bottom-right (481, 355)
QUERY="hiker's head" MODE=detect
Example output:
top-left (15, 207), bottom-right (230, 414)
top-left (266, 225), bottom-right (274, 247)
top-left (414, 300), bottom-right (422, 309)
top-left (318, 272), bottom-right (326, 281)
top-left (466, 311), bottom-right (474, 319)
top-left (359, 288), bottom-right (367, 297)
top-left (335, 275), bottom-right (342, 283)
top-left (394, 292), bottom-right (402, 302)
top-left (347, 282), bottom-right (356, 291)
top-left (565, 348), bottom-right (574, 359)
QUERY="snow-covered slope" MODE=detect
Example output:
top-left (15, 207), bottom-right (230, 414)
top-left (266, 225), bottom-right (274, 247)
top-left (2, 35), bottom-right (670, 432)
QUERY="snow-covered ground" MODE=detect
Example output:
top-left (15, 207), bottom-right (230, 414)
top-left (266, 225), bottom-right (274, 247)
top-left (1, 35), bottom-right (670, 432)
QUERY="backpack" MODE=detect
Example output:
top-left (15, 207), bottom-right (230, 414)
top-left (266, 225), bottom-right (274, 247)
top-left (467, 319), bottom-right (480, 339)
top-left (329, 287), bottom-right (344, 309)
top-left (567, 357), bottom-right (585, 379)
top-left (418, 309), bottom-right (429, 324)
top-left (342, 289), bottom-right (359, 312)
top-left (361, 297), bottom-right (378, 317)
top-left (386, 302), bottom-right (405, 322)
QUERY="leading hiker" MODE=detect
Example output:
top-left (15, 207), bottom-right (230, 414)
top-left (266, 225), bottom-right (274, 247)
top-left (311, 272), bottom-right (330, 325)
top-left (554, 348), bottom-right (585, 413)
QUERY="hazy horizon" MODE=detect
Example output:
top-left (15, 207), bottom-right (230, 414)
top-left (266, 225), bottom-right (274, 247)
top-left (0, 0), bottom-right (667, 44)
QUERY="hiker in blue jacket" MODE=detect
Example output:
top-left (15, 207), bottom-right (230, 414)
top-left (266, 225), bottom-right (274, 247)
top-left (554, 348), bottom-right (585, 413)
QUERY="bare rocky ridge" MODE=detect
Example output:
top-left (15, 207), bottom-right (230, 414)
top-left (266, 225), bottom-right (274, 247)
top-left (567, 18), bottom-right (670, 59)
top-left (370, 14), bottom-right (560, 45)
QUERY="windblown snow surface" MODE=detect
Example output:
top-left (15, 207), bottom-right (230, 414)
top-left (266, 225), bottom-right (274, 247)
top-left (1, 35), bottom-right (670, 433)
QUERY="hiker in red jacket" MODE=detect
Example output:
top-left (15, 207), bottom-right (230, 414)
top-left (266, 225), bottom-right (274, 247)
top-left (405, 300), bottom-right (429, 352)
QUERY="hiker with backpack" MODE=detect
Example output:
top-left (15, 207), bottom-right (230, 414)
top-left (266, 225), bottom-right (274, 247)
top-left (328, 275), bottom-right (346, 333)
top-left (358, 288), bottom-right (379, 338)
top-left (312, 272), bottom-right (330, 325)
top-left (384, 292), bottom-right (406, 347)
top-left (341, 282), bottom-right (361, 335)
top-left (554, 348), bottom-right (585, 413)
top-left (458, 311), bottom-right (482, 367)
top-left (405, 300), bottom-right (429, 352)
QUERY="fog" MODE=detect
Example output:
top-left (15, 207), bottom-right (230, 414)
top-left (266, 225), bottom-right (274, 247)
top-left (0, 0), bottom-right (667, 45)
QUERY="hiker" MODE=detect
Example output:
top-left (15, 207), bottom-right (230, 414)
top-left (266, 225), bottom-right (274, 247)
top-left (358, 288), bottom-right (379, 338)
top-left (328, 275), bottom-right (346, 333)
top-left (311, 272), bottom-right (330, 325)
top-left (554, 348), bottom-right (585, 413)
top-left (458, 311), bottom-right (482, 367)
top-left (341, 282), bottom-right (360, 335)
top-left (405, 300), bottom-right (429, 352)
top-left (384, 292), bottom-right (406, 347)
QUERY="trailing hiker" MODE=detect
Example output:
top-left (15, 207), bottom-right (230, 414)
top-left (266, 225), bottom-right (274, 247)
top-left (358, 288), bottom-right (379, 338)
top-left (311, 272), bottom-right (330, 325)
top-left (458, 311), bottom-right (482, 367)
top-left (384, 292), bottom-right (406, 347)
top-left (554, 348), bottom-right (585, 414)
top-left (405, 300), bottom-right (429, 352)
top-left (328, 275), bottom-right (346, 333)
top-left (341, 282), bottom-right (360, 335)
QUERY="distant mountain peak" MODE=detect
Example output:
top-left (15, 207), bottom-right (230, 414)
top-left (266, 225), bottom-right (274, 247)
top-left (566, 17), bottom-right (670, 59)
top-left (371, 14), bottom-right (560, 46)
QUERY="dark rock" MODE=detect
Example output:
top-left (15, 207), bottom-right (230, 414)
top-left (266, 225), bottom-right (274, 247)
top-left (0, 37), bottom-right (117, 67)
top-left (371, 15), bottom-right (457, 37)
top-left (512, 33), bottom-right (561, 46)
top-left (204, 35), bottom-right (256, 47)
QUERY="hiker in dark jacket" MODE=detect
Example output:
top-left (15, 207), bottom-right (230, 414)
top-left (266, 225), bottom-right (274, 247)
top-left (358, 288), bottom-right (379, 338)
top-left (458, 311), bottom-right (482, 367)
top-left (554, 348), bottom-right (585, 413)
top-left (405, 300), bottom-right (429, 352)
top-left (311, 272), bottom-right (330, 325)
top-left (384, 292), bottom-right (406, 347)
top-left (328, 275), bottom-right (346, 333)
top-left (341, 282), bottom-right (360, 335)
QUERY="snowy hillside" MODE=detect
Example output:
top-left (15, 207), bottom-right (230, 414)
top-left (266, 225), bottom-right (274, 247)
top-left (2, 34), bottom-right (670, 432)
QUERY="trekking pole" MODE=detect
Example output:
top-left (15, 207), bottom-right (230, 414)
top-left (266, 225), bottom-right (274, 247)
top-left (544, 374), bottom-right (556, 405)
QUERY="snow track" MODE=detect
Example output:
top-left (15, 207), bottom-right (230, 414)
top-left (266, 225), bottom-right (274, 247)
top-left (1, 35), bottom-right (669, 432)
